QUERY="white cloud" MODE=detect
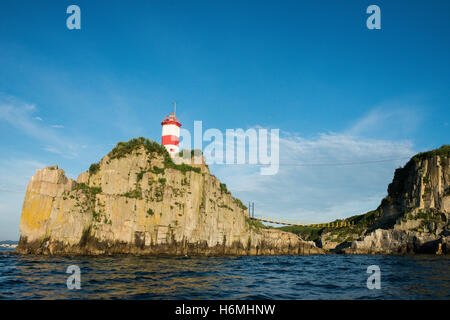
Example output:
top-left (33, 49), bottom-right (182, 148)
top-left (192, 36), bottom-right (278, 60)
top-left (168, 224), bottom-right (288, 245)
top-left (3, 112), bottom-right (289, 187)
top-left (0, 159), bottom-right (46, 191)
top-left (51, 124), bottom-right (64, 128)
top-left (346, 101), bottom-right (422, 138)
top-left (34, 116), bottom-right (43, 121)
top-left (42, 146), bottom-right (63, 155)
top-left (210, 129), bottom-right (415, 224)
top-left (0, 95), bottom-right (78, 158)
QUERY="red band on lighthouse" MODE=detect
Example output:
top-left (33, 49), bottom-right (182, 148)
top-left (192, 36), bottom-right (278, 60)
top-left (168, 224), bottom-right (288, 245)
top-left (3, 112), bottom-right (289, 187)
top-left (162, 135), bottom-right (179, 146)
top-left (161, 120), bottom-right (182, 127)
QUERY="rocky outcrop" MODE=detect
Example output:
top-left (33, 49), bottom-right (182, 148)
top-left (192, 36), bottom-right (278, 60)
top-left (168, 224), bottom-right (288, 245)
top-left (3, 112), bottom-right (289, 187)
top-left (344, 209), bottom-right (449, 254)
top-left (342, 146), bottom-right (450, 254)
top-left (16, 138), bottom-right (323, 256)
top-left (318, 230), bottom-right (361, 251)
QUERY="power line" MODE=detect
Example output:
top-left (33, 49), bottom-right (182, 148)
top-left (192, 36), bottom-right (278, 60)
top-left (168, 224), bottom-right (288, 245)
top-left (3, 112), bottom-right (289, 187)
top-left (215, 156), bottom-right (412, 167)
top-left (277, 157), bottom-right (412, 167)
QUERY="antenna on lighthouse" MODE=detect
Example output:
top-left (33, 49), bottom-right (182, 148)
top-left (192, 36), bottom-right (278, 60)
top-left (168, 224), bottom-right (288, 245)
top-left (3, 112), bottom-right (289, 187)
top-left (173, 101), bottom-right (177, 116)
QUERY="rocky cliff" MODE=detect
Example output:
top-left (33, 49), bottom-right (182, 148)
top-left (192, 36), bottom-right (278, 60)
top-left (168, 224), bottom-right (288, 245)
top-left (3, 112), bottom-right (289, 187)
top-left (343, 146), bottom-right (450, 254)
top-left (338, 146), bottom-right (449, 254)
top-left (279, 145), bottom-right (450, 255)
top-left (16, 138), bottom-right (323, 256)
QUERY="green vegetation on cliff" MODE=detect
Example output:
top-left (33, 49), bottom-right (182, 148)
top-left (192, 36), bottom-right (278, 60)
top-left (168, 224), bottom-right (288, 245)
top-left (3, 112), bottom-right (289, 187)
top-left (234, 198), bottom-right (247, 210)
top-left (164, 161), bottom-right (201, 174)
top-left (403, 209), bottom-right (446, 225)
top-left (73, 183), bottom-right (103, 222)
top-left (246, 217), bottom-right (270, 231)
top-left (152, 166), bottom-right (165, 174)
top-left (89, 162), bottom-right (100, 175)
top-left (278, 210), bottom-right (378, 242)
top-left (122, 189), bottom-right (142, 199)
top-left (108, 137), bottom-right (171, 161)
top-left (445, 187), bottom-right (450, 196)
top-left (74, 183), bottom-right (102, 197)
top-left (279, 225), bottom-right (322, 242)
top-left (220, 183), bottom-right (230, 194)
top-left (106, 137), bottom-right (202, 176)
top-left (411, 144), bottom-right (450, 163)
top-left (344, 210), bottom-right (378, 228)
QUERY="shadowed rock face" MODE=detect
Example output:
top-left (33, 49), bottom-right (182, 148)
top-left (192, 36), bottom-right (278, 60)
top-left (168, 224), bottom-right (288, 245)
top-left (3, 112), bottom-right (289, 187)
top-left (376, 153), bottom-right (450, 227)
top-left (16, 140), bottom-right (323, 256)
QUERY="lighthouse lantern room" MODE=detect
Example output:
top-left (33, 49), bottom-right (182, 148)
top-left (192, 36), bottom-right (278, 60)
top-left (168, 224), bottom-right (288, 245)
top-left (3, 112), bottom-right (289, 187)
top-left (161, 104), bottom-right (181, 157)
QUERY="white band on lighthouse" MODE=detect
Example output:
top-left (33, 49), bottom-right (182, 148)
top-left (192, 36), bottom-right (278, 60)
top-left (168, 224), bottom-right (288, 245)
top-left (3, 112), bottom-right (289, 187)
top-left (162, 124), bottom-right (180, 137)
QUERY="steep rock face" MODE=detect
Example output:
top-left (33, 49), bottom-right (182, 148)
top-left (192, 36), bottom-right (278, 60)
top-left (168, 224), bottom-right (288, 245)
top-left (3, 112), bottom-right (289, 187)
top-left (344, 148), bottom-right (450, 254)
top-left (375, 153), bottom-right (450, 226)
top-left (16, 140), bottom-right (323, 256)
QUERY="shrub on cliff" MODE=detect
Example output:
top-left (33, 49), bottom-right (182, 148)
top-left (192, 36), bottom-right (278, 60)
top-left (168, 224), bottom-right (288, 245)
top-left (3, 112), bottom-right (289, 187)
top-left (89, 162), bottom-right (100, 175)
top-left (445, 187), bottom-right (450, 196)
top-left (136, 170), bottom-right (145, 182)
top-left (152, 166), bottom-right (165, 174)
top-left (108, 137), bottom-right (171, 162)
top-left (164, 161), bottom-right (201, 174)
top-left (74, 183), bottom-right (102, 196)
top-left (245, 217), bottom-right (268, 231)
top-left (220, 183), bottom-right (230, 194)
top-left (411, 144), bottom-right (450, 163)
top-left (122, 189), bottom-right (142, 199)
top-left (345, 210), bottom-right (377, 227)
top-left (279, 225), bottom-right (322, 241)
top-left (234, 198), bottom-right (247, 210)
top-left (108, 137), bottom-right (202, 175)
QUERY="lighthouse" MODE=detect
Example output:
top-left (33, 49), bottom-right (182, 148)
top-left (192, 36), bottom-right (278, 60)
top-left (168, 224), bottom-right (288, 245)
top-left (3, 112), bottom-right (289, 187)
top-left (161, 103), bottom-right (181, 157)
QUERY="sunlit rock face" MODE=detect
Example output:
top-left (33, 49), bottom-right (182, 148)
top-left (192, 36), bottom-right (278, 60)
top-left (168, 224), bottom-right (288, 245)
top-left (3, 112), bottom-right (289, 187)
top-left (16, 138), bottom-right (323, 256)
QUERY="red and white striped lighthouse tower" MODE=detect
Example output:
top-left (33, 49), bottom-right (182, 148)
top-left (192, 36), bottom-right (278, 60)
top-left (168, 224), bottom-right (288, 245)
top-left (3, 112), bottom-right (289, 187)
top-left (161, 102), bottom-right (181, 157)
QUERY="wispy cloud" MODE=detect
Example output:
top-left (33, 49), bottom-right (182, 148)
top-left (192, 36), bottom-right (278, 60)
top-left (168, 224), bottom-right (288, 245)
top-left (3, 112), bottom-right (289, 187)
top-left (42, 147), bottom-right (64, 155)
top-left (51, 124), bottom-right (64, 128)
top-left (210, 105), bottom-right (418, 223)
top-left (346, 100), bottom-right (422, 138)
top-left (0, 94), bottom-right (77, 158)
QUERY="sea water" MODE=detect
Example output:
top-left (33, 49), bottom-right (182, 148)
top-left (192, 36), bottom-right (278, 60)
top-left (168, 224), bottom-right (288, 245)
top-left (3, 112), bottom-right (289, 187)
top-left (0, 249), bottom-right (448, 299)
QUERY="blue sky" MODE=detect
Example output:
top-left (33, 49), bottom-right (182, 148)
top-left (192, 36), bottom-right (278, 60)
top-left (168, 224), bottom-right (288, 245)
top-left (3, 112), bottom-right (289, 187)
top-left (1, 0), bottom-right (449, 240)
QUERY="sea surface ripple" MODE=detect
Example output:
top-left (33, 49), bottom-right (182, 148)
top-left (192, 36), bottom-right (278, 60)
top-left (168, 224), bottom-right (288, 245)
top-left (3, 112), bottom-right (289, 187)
top-left (0, 249), bottom-right (449, 299)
